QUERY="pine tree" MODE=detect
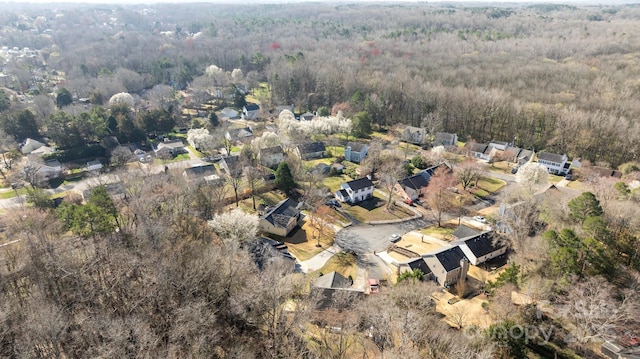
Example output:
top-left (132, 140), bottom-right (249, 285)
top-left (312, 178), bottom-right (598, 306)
top-left (275, 162), bottom-right (295, 193)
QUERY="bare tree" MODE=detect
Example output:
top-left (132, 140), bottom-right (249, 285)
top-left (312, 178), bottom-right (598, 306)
top-left (380, 154), bottom-right (406, 209)
top-left (425, 166), bottom-right (458, 227)
top-left (455, 159), bottom-right (486, 190)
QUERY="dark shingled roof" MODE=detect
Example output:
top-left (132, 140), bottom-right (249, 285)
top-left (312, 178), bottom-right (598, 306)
top-left (345, 177), bottom-right (374, 191)
top-left (260, 145), bottom-right (283, 156)
top-left (260, 198), bottom-right (300, 228)
top-left (406, 258), bottom-right (432, 276)
top-left (466, 142), bottom-right (488, 154)
top-left (434, 132), bottom-right (456, 145)
top-left (314, 271), bottom-right (352, 289)
top-left (461, 232), bottom-right (504, 259)
top-left (434, 246), bottom-right (466, 272)
top-left (244, 103), bottom-right (260, 111)
top-left (298, 142), bottom-right (326, 154)
top-left (398, 173), bottom-right (430, 191)
top-left (537, 151), bottom-right (565, 163)
top-left (183, 164), bottom-right (216, 177)
top-left (452, 225), bottom-right (482, 240)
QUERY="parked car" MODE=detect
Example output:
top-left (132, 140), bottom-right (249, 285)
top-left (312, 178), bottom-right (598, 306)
top-left (565, 174), bottom-right (573, 180)
top-left (447, 296), bottom-right (460, 305)
top-left (368, 279), bottom-right (380, 294)
top-left (511, 166), bottom-right (519, 174)
top-left (389, 234), bottom-right (401, 243)
top-left (473, 216), bottom-right (487, 224)
top-left (325, 199), bottom-right (341, 208)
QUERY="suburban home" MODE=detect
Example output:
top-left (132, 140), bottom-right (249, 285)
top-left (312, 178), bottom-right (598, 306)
top-left (258, 145), bottom-right (284, 169)
top-left (504, 147), bottom-right (534, 166)
top-left (423, 246), bottom-right (469, 287)
top-left (434, 132), bottom-right (458, 147)
top-left (314, 163), bottom-right (330, 175)
top-left (394, 172), bottom-right (431, 202)
top-left (295, 142), bottom-right (326, 160)
top-left (242, 103), bottom-right (260, 120)
top-left (219, 155), bottom-right (244, 177)
top-left (82, 182), bottom-right (127, 201)
top-left (300, 112), bottom-right (315, 121)
top-left (182, 164), bottom-right (220, 183)
top-left (314, 271), bottom-right (352, 290)
top-left (402, 125), bottom-right (428, 144)
top-left (465, 142), bottom-right (491, 161)
top-left (397, 257), bottom-right (433, 280)
top-left (21, 138), bottom-right (45, 155)
top-left (451, 224), bottom-right (482, 241)
top-left (220, 107), bottom-right (239, 119)
top-left (258, 198), bottom-right (303, 237)
top-left (249, 237), bottom-right (296, 270)
top-left (33, 159), bottom-right (63, 183)
top-left (453, 231), bottom-right (507, 266)
top-left (225, 126), bottom-right (254, 143)
top-left (312, 271), bottom-right (364, 308)
top-left (86, 160), bottom-right (103, 172)
top-left (587, 166), bottom-right (623, 179)
top-left (335, 177), bottom-right (374, 204)
top-left (274, 105), bottom-right (294, 116)
top-left (30, 145), bottom-right (55, 157)
top-left (331, 163), bottom-right (345, 174)
top-left (537, 151), bottom-right (570, 175)
top-left (154, 139), bottom-right (186, 158)
top-left (344, 142), bottom-right (368, 163)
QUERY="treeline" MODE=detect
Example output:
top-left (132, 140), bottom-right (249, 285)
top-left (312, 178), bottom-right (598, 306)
top-left (3, 2), bottom-right (640, 166)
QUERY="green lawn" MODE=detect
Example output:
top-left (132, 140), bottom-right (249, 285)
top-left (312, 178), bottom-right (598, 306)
top-left (325, 145), bottom-right (345, 158)
top-left (322, 174), bottom-right (352, 192)
top-left (312, 252), bottom-right (357, 279)
top-left (269, 220), bottom-right (335, 261)
top-left (238, 191), bottom-right (286, 214)
top-left (304, 158), bottom-right (333, 169)
top-left (0, 188), bottom-right (28, 199)
top-left (417, 222), bottom-right (458, 240)
top-left (187, 145), bottom-right (206, 158)
top-left (342, 192), bottom-right (415, 222)
top-left (471, 176), bottom-right (506, 197)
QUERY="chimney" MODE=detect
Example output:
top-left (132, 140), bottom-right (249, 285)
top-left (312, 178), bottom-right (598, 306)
top-left (459, 258), bottom-right (469, 285)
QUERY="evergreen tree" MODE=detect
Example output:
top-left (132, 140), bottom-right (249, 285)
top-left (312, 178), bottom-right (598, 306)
top-left (209, 111), bottom-right (219, 127)
top-left (56, 87), bottom-right (73, 108)
top-left (274, 162), bottom-right (295, 193)
top-left (568, 192), bottom-right (603, 223)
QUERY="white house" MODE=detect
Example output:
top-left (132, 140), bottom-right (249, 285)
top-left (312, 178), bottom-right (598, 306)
top-left (259, 145), bottom-right (285, 169)
top-left (335, 177), bottom-right (374, 204)
top-left (402, 125), bottom-right (428, 145)
top-left (434, 132), bottom-right (458, 147)
top-left (344, 142), bottom-right (368, 163)
top-left (453, 231), bottom-right (507, 266)
top-left (537, 152), bottom-right (570, 175)
top-left (86, 160), bottom-right (103, 172)
top-left (220, 107), bottom-right (239, 119)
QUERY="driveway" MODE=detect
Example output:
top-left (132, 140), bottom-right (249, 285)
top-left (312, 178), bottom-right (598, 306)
top-left (335, 218), bottom-right (431, 255)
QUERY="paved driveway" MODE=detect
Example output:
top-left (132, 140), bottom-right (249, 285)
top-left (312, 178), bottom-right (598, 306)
top-left (335, 218), bottom-right (431, 255)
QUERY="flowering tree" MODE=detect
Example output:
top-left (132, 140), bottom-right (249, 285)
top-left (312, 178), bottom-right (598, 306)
top-left (208, 208), bottom-right (259, 244)
top-left (515, 163), bottom-right (548, 186)
top-left (231, 68), bottom-right (243, 83)
top-left (187, 128), bottom-right (216, 152)
top-left (251, 132), bottom-right (281, 153)
top-left (108, 92), bottom-right (134, 108)
top-left (278, 114), bottom-right (352, 137)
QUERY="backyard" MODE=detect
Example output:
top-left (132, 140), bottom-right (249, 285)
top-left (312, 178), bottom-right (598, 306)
top-left (341, 192), bottom-right (416, 223)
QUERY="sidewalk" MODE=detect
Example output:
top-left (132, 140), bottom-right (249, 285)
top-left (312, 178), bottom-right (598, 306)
top-left (297, 244), bottom-right (342, 273)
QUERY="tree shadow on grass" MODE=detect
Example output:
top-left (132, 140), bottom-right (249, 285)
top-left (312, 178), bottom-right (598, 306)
top-left (270, 226), bottom-right (309, 245)
top-left (351, 197), bottom-right (384, 211)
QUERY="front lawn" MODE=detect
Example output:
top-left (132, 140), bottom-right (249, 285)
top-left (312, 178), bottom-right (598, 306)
top-left (342, 192), bottom-right (415, 222)
top-left (187, 145), bottom-right (206, 158)
top-left (417, 222), bottom-right (458, 240)
top-left (312, 251), bottom-right (357, 279)
top-left (487, 161), bottom-right (513, 175)
top-left (0, 188), bottom-right (28, 199)
top-left (238, 190), bottom-right (286, 214)
top-left (470, 176), bottom-right (506, 197)
top-left (274, 220), bottom-right (335, 261)
top-left (322, 174), bottom-right (353, 192)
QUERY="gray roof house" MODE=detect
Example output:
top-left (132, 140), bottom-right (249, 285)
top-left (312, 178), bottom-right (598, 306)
top-left (434, 132), bottom-right (458, 147)
top-left (154, 139), bottom-right (186, 157)
top-left (258, 198), bottom-right (303, 237)
top-left (402, 125), bottom-right (428, 144)
top-left (182, 164), bottom-right (221, 183)
top-left (225, 126), bottom-right (254, 143)
top-left (219, 155), bottom-right (244, 177)
top-left (21, 138), bottom-right (45, 154)
top-left (335, 177), bottom-right (375, 204)
top-left (258, 145), bottom-right (284, 169)
top-left (295, 142), bottom-right (326, 160)
top-left (344, 142), bottom-right (368, 163)
top-left (242, 103), bottom-right (260, 120)
top-left (423, 246), bottom-right (469, 287)
top-left (451, 225), bottom-right (483, 241)
top-left (453, 231), bottom-right (507, 266)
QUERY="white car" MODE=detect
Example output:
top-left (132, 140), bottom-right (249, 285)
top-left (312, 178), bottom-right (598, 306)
top-left (389, 234), bottom-right (401, 243)
top-left (473, 216), bottom-right (487, 224)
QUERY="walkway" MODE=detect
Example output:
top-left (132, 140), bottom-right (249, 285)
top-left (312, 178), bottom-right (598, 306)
top-left (297, 244), bottom-right (342, 273)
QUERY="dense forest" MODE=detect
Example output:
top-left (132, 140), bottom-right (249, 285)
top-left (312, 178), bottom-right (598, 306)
top-left (2, 2), bottom-right (640, 166)
top-left (1, 1), bottom-right (640, 358)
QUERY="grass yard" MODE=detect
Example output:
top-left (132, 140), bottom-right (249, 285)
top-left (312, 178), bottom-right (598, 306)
top-left (471, 176), bottom-right (506, 197)
top-left (548, 174), bottom-right (565, 183)
top-left (275, 220), bottom-right (335, 261)
top-left (322, 174), bottom-right (353, 192)
top-left (0, 187), bottom-right (29, 199)
top-left (342, 193), bottom-right (415, 222)
top-left (304, 158), bottom-right (333, 169)
top-left (312, 251), bottom-right (357, 279)
top-left (487, 161), bottom-right (513, 175)
top-left (417, 222), bottom-right (458, 240)
top-left (186, 145), bottom-right (206, 158)
top-left (325, 145), bottom-right (345, 158)
top-left (238, 190), bottom-right (286, 214)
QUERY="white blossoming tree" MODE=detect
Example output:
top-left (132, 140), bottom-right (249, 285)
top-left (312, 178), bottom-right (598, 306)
top-left (208, 208), bottom-right (259, 244)
top-left (108, 92), bottom-right (134, 108)
top-left (187, 128), bottom-right (217, 152)
top-left (516, 162), bottom-right (549, 186)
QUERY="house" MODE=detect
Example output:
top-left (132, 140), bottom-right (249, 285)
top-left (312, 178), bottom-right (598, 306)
top-left (331, 163), bottom-right (345, 174)
top-left (225, 126), bottom-right (253, 143)
top-left (295, 142), bottom-right (326, 160)
top-left (451, 224), bottom-right (482, 241)
top-left (82, 182), bottom-right (127, 201)
top-left (258, 145), bottom-right (284, 169)
top-left (314, 271), bottom-right (352, 290)
top-left (453, 231), bottom-right (507, 266)
top-left (33, 159), bottom-right (62, 182)
top-left (465, 142), bottom-right (491, 161)
top-left (220, 107), bottom-right (239, 119)
top-left (397, 257), bottom-right (433, 280)
top-left (423, 246), bottom-right (469, 287)
top-left (274, 105), bottom-right (294, 116)
top-left (248, 237), bottom-right (296, 270)
top-left (537, 151), bottom-right (570, 175)
top-left (21, 138), bottom-right (45, 154)
top-left (312, 271), bottom-right (364, 309)
top-left (434, 132), bottom-right (458, 147)
top-left (344, 142), bottom-right (368, 163)
top-left (86, 160), bottom-right (103, 172)
top-left (242, 103), bottom-right (260, 120)
top-left (219, 155), bottom-right (244, 177)
top-left (182, 164), bottom-right (220, 183)
top-left (394, 172), bottom-right (431, 202)
top-left (335, 177), bottom-right (374, 204)
top-left (314, 163), bottom-right (330, 175)
top-left (587, 166), bottom-right (623, 179)
top-left (402, 125), bottom-right (428, 144)
top-left (258, 198), bottom-right (302, 237)
top-left (300, 112), bottom-right (315, 121)
top-left (154, 139), bottom-right (186, 158)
